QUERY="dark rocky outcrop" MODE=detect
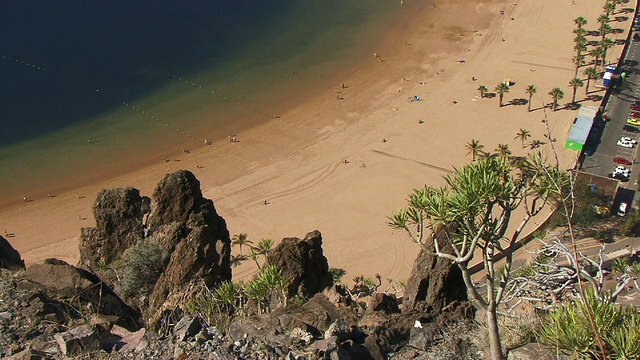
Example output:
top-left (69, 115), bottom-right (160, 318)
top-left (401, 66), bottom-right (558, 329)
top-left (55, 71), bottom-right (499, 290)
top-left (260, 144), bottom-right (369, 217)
top-left (402, 236), bottom-right (469, 313)
top-left (78, 187), bottom-right (144, 269)
top-left (0, 236), bottom-right (25, 270)
top-left (266, 230), bottom-right (333, 299)
top-left (146, 170), bottom-right (232, 323)
top-left (75, 170), bottom-right (232, 327)
top-left (19, 259), bottom-right (139, 328)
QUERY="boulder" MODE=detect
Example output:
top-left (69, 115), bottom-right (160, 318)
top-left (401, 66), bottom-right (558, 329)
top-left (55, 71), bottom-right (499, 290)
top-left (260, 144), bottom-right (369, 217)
top-left (402, 235), bottom-right (468, 313)
top-left (0, 236), bottom-right (25, 270)
top-left (78, 187), bottom-right (144, 268)
top-left (53, 324), bottom-right (102, 357)
top-left (366, 293), bottom-right (400, 314)
top-left (173, 315), bottom-right (202, 342)
top-left (266, 230), bottom-right (333, 299)
top-left (21, 259), bottom-right (140, 328)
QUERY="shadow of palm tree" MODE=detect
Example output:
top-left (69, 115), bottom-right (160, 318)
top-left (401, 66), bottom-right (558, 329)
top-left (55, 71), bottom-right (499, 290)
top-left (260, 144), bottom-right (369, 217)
top-left (509, 98), bottom-right (528, 106)
top-left (230, 254), bottom-right (249, 268)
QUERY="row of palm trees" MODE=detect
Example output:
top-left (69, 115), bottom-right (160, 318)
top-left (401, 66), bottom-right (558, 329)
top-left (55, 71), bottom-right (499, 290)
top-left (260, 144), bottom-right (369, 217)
top-left (477, 83), bottom-right (566, 111)
top-left (465, 129), bottom-right (531, 161)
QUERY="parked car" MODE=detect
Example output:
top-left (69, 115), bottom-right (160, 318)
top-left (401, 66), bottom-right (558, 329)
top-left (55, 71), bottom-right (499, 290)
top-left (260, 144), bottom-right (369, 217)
top-left (617, 139), bottom-right (635, 148)
top-left (628, 118), bottom-right (640, 126)
top-left (614, 157), bottom-right (633, 165)
top-left (631, 112), bottom-right (640, 118)
top-left (609, 172), bottom-right (630, 182)
top-left (618, 202), bottom-right (629, 216)
top-left (623, 124), bottom-right (640, 133)
top-left (635, 33), bottom-right (640, 42)
top-left (620, 136), bottom-right (638, 144)
top-left (630, 105), bottom-right (640, 111)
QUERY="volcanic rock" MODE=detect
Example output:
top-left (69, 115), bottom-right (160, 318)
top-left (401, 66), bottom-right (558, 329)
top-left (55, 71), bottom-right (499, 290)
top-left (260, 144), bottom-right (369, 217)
top-left (0, 236), bottom-right (25, 270)
top-left (266, 230), bottom-right (333, 299)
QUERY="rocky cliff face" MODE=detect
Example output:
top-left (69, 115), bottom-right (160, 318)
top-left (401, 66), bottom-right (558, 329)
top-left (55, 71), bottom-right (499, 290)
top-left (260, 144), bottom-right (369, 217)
top-left (266, 230), bottom-right (333, 299)
top-left (77, 170), bottom-right (232, 326)
top-left (0, 235), bottom-right (25, 270)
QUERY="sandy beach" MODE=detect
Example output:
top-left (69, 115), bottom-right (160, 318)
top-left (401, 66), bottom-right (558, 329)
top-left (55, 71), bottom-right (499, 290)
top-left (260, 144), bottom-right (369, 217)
top-left (1, 0), bottom-right (633, 284)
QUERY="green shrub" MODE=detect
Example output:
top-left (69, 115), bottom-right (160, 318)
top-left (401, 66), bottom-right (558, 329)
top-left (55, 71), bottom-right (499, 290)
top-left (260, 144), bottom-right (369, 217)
top-left (539, 291), bottom-right (640, 359)
top-left (120, 239), bottom-right (168, 299)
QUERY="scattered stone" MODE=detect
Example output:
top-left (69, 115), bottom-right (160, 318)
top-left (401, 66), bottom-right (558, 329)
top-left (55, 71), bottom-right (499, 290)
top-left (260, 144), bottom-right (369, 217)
top-left (324, 319), bottom-right (353, 342)
top-left (53, 324), bottom-right (102, 357)
top-left (0, 236), bottom-right (25, 271)
top-left (173, 315), bottom-right (202, 342)
top-left (290, 327), bottom-right (314, 345)
top-left (366, 293), bottom-right (400, 314)
top-left (0, 311), bottom-right (12, 321)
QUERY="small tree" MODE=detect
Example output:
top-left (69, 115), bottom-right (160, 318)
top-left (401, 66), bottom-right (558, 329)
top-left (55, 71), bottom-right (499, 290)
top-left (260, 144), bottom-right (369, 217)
top-left (525, 85), bottom-right (537, 112)
top-left (573, 54), bottom-right (586, 77)
top-left (599, 38), bottom-right (615, 65)
top-left (569, 77), bottom-right (584, 103)
top-left (495, 82), bottom-right (510, 107)
top-left (584, 67), bottom-right (599, 94)
top-left (465, 138), bottom-right (485, 161)
top-left (515, 128), bottom-right (531, 148)
top-left (495, 143), bottom-right (511, 158)
top-left (389, 153), bottom-right (567, 360)
top-left (478, 85), bottom-right (489, 98)
top-left (549, 87), bottom-right (565, 111)
top-left (603, 1), bottom-right (616, 16)
top-left (232, 233), bottom-right (252, 255)
top-left (574, 16), bottom-right (588, 28)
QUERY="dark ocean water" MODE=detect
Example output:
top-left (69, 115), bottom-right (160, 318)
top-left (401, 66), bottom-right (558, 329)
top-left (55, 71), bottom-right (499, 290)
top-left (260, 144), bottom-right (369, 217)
top-left (0, 0), bottom-right (298, 145)
top-left (0, 0), bottom-right (412, 204)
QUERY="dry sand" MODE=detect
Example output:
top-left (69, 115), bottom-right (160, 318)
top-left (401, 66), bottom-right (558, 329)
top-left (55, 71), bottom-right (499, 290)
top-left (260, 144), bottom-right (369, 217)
top-left (1, 0), bottom-right (633, 284)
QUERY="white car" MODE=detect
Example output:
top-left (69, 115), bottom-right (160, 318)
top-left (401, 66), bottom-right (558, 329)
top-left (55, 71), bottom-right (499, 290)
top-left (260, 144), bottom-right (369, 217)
top-left (614, 166), bottom-right (631, 177)
top-left (618, 139), bottom-right (635, 148)
top-left (620, 136), bottom-right (638, 144)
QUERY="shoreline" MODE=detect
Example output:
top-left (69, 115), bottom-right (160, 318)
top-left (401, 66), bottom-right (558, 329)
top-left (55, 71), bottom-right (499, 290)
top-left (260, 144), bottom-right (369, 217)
top-left (1, 0), bottom-right (632, 284)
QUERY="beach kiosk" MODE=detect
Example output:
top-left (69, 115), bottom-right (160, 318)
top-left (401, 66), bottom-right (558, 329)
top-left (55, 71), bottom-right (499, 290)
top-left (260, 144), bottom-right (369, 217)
top-left (565, 106), bottom-right (597, 151)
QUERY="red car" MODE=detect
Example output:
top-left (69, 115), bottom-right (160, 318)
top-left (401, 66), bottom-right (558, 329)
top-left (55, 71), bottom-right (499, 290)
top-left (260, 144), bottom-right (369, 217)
top-left (614, 157), bottom-right (633, 165)
top-left (631, 105), bottom-right (640, 111)
top-left (631, 112), bottom-right (640, 118)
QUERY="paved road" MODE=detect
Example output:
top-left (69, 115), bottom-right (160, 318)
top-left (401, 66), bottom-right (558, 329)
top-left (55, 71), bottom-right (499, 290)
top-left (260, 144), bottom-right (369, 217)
top-left (581, 34), bottom-right (640, 191)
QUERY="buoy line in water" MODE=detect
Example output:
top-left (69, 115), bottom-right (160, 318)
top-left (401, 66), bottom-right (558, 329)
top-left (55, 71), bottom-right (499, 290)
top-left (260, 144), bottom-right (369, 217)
top-left (121, 101), bottom-right (200, 143)
top-left (167, 72), bottom-right (281, 119)
top-left (1, 55), bottom-right (48, 72)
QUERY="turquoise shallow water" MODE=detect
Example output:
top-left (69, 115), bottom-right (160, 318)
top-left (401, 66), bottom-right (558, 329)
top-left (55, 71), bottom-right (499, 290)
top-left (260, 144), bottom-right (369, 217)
top-left (0, 0), bottom-right (417, 205)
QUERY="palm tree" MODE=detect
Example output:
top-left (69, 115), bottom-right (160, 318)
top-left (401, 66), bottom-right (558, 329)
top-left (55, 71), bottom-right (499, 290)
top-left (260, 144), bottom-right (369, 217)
top-left (515, 128), bottom-right (531, 148)
top-left (572, 54), bottom-right (586, 77)
top-left (525, 85), bottom-right (537, 112)
top-left (494, 82), bottom-right (510, 107)
top-left (232, 233), bottom-right (252, 255)
top-left (478, 85), bottom-right (489, 98)
top-left (584, 67), bottom-right (599, 94)
top-left (599, 38), bottom-right (614, 65)
top-left (574, 16), bottom-right (588, 28)
top-left (574, 34), bottom-right (587, 47)
top-left (590, 46), bottom-right (605, 68)
top-left (569, 78), bottom-right (584, 103)
top-left (255, 238), bottom-right (274, 256)
top-left (574, 42), bottom-right (587, 56)
top-left (603, 1), bottom-right (616, 16)
top-left (600, 23), bottom-right (612, 41)
top-left (573, 27), bottom-right (587, 37)
top-left (597, 14), bottom-right (610, 26)
top-left (495, 144), bottom-right (511, 158)
top-left (549, 87), bottom-right (565, 111)
top-left (465, 139), bottom-right (484, 161)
